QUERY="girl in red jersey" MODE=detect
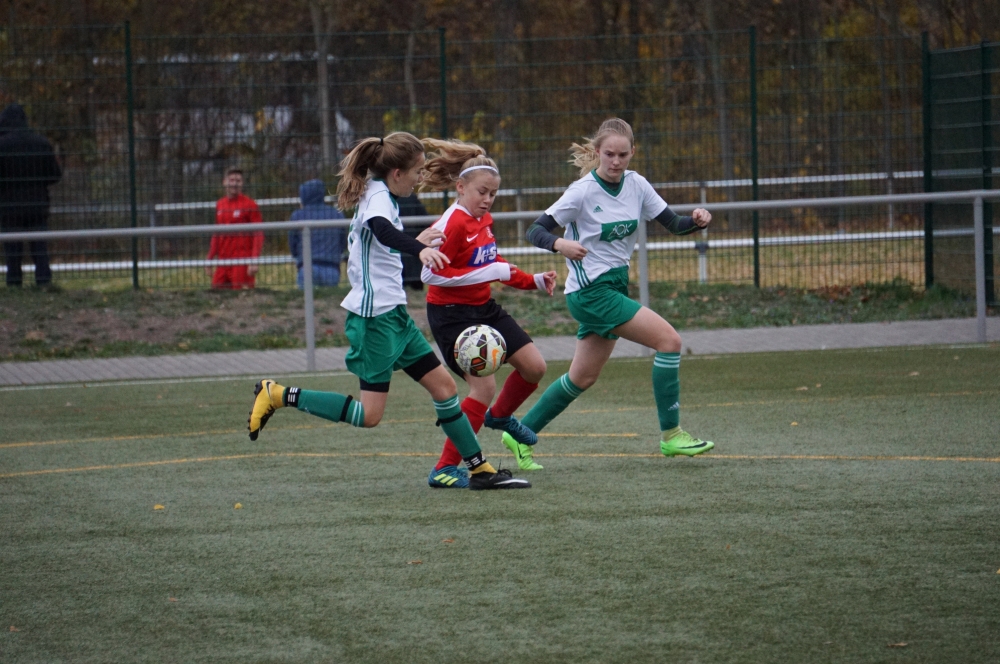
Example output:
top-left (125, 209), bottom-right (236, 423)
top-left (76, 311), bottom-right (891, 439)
top-left (420, 139), bottom-right (556, 488)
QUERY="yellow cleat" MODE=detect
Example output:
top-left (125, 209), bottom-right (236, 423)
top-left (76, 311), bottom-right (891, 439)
top-left (248, 379), bottom-right (285, 441)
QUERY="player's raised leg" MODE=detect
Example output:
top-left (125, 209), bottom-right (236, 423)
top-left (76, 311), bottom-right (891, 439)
top-left (612, 307), bottom-right (713, 456)
top-left (248, 379), bottom-right (371, 440)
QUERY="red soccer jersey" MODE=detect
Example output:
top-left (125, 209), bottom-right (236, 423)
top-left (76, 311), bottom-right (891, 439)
top-left (207, 193), bottom-right (264, 260)
top-left (424, 204), bottom-right (540, 306)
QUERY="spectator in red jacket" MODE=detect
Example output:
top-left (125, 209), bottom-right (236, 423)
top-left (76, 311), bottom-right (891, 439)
top-left (205, 168), bottom-right (263, 289)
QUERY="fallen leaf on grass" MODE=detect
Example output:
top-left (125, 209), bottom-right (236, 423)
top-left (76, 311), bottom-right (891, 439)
top-left (887, 642), bottom-right (907, 648)
top-left (442, 539), bottom-right (454, 543)
top-left (154, 504), bottom-right (165, 510)
top-left (407, 560), bottom-right (423, 565)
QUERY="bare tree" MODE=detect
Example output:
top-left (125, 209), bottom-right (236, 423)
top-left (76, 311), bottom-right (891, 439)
top-left (704, 0), bottom-right (736, 211)
top-left (404, 2), bottom-right (426, 121)
top-left (309, 0), bottom-right (336, 168)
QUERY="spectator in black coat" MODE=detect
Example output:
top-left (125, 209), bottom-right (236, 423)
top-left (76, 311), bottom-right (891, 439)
top-left (397, 193), bottom-right (431, 290)
top-left (0, 104), bottom-right (62, 287)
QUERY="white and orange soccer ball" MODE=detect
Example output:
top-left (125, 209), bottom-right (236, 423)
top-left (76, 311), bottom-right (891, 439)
top-left (454, 325), bottom-right (507, 377)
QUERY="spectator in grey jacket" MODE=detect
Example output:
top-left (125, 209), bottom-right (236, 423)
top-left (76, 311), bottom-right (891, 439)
top-left (0, 104), bottom-right (62, 287)
top-left (288, 179), bottom-right (345, 287)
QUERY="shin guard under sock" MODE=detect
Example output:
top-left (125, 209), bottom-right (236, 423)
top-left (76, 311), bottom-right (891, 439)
top-left (520, 373), bottom-right (585, 434)
top-left (652, 352), bottom-right (681, 431)
top-left (490, 370), bottom-right (539, 419)
top-left (436, 397), bottom-right (488, 471)
top-left (433, 396), bottom-right (482, 460)
top-left (291, 388), bottom-right (365, 427)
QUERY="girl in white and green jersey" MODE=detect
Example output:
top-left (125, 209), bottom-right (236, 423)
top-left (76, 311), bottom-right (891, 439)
top-left (247, 131), bottom-right (529, 491)
top-left (507, 118), bottom-right (715, 469)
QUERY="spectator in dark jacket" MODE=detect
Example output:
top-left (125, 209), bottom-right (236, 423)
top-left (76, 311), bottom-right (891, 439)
top-left (397, 193), bottom-right (430, 290)
top-left (289, 179), bottom-right (345, 287)
top-left (0, 104), bottom-right (62, 287)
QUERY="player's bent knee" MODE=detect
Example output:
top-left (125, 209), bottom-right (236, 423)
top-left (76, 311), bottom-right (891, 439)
top-left (654, 330), bottom-right (682, 354)
top-left (422, 366), bottom-right (458, 401)
top-left (519, 363), bottom-right (546, 384)
top-left (468, 383), bottom-right (496, 404)
top-left (572, 372), bottom-right (600, 390)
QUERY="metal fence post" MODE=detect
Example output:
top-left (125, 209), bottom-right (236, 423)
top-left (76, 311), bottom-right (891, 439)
top-left (439, 27), bottom-right (449, 214)
top-left (149, 207), bottom-right (156, 261)
top-left (922, 31), bottom-right (934, 290)
top-left (698, 184), bottom-right (708, 283)
top-left (124, 21), bottom-right (139, 290)
top-left (637, 216), bottom-right (653, 357)
top-left (302, 226), bottom-right (316, 372)
top-left (638, 218), bottom-right (649, 309)
top-left (749, 26), bottom-right (761, 288)
top-left (974, 196), bottom-right (986, 343)
top-left (981, 41), bottom-right (995, 304)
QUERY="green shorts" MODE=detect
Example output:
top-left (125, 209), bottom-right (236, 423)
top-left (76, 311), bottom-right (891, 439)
top-left (344, 305), bottom-right (435, 385)
top-left (565, 266), bottom-right (642, 340)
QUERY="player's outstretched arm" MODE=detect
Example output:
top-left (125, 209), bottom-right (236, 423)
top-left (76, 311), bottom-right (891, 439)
top-left (654, 206), bottom-right (711, 235)
top-left (527, 213), bottom-right (587, 260)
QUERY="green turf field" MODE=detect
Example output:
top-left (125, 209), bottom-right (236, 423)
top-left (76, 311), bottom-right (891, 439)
top-left (2, 346), bottom-right (999, 663)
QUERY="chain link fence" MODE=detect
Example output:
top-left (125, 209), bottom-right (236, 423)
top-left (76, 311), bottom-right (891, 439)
top-left (1, 23), bottom-right (991, 293)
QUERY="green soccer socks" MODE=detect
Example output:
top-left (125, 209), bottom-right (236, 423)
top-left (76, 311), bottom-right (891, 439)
top-left (520, 373), bottom-right (586, 434)
top-left (289, 387), bottom-right (365, 427)
top-left (652, 352), bottom-right (681, 432)
top-left (433, 396), bottom-right (483, 461)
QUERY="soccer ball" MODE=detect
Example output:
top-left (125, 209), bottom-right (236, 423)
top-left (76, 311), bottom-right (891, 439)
top-left (453, 325), bottom-right (507, 377)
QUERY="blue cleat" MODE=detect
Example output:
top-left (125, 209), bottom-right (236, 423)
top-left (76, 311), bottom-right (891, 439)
top-left (483, 409), bottom-right (538, 446)
top-left (428, 465), bottom-right (469, 488)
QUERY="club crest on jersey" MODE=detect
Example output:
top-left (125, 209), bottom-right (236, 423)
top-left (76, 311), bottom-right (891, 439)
top-left (468, 242), bottom-right (498, 266)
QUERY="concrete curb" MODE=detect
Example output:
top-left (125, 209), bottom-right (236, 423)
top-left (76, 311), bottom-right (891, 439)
top-left (0, 317), bottom-right (996, 387)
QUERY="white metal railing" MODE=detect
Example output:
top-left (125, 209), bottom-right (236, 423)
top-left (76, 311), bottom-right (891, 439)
top-left (5, 190), bottom-right (998, 369)
top-left (48, 166), bottom-right (1000, 260)
top-left (48, 166), bottom-right (1000, 216)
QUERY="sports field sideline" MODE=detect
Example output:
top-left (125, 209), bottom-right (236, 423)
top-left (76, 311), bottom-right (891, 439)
top-left (2, 341), bottom-right (998, 663)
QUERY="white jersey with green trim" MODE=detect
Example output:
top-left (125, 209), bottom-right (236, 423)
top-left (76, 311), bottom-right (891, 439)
top-left (341, 179), bottom-right (406, 317)
top-left (545, 169), bottom-right (668, 294)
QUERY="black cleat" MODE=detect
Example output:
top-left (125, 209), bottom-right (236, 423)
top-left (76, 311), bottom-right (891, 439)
top-left (468, 467), bottom-right (532, 490)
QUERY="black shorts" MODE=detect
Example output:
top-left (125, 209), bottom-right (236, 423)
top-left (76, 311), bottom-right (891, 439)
top-left (426, 299), bottom-right (533, 379)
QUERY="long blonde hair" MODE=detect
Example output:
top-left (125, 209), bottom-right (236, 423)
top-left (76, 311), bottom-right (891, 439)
top-left (569, 118), bottom-right (635, 177)
top-left (336, 132), bottom-right (425, 212)
top-left (420, 137), bottom-right (499, 191)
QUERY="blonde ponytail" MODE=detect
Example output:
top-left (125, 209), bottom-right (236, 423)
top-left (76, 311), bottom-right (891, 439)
top-left (569, 118), bottom-right (635, 177)
top-left (421, 138), bottom-right (498, 192)
top-left (336, 132), bottom-right (425, 212)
